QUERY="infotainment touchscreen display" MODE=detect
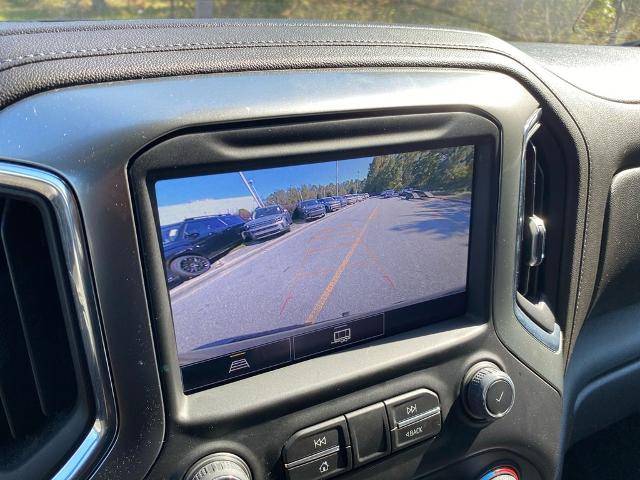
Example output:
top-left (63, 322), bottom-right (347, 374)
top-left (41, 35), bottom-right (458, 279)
top-left (153, 146), bottom-right (475, 391)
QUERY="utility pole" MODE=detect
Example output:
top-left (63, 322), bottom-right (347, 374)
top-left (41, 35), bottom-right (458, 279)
top-left (335, 161), bottom-right (339, 196)
top-left (248, 179), bottom-right (264, 207)
top-left (239, 172), bottom-right (265, 208)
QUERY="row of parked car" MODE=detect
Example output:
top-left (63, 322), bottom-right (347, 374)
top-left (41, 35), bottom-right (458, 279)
top-left (161, 193), bottom-right (370, 284)
top-left (245, 193), bottom-right (369, 240)
top-left (382, 188), bottom-right (434, 199)
top-left (298, 193), bottom-right (369, 219)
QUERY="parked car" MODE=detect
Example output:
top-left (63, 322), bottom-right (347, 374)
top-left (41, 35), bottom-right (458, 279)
top-left (297, 199), bottom-right (326, 220)
top-left (381, 189), bottom-right (396, 198)
top-left (402, 190), bottom-right (420, 199)
top-left (344, 194), bottom-right (358, 205)
top-left (243, 205), bottom-right (292, 241)
top-left (413, 189), bottom-right (434, 198)
top-left (333, 195), bottom-right (348, 207)
top-left (162, 214), bottom-right (246, 282)
top-left (319, 196), bottom-right (341, 212)
top-left (401, 188), bottom-right (433, 199)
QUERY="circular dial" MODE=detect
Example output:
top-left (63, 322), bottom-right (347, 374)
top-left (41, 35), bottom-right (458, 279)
top-left (479, 466), bottom-right (520, 480)
top-left (464, 363), bottom-right (515, 420)
top-left (184, 453), bottom-right (252, 480)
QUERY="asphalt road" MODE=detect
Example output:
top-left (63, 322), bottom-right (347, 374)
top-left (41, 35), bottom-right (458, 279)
top-left (171, 197), bottom-right (470, 360)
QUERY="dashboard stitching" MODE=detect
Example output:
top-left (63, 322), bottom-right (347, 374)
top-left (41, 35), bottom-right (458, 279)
top-left (0, 39), bottom-right (507, 69)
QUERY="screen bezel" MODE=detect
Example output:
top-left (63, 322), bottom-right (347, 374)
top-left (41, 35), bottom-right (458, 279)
top-left (130, 110), bottom-right (500, 394)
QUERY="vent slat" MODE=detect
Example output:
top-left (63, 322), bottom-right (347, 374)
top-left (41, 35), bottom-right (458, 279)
top-left (0, 201), bottom-right (43, 438)
top-left (0, 200), bottom-right (75, 418)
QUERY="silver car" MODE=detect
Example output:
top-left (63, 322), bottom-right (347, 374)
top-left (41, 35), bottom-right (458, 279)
top-left (242, 205), bottom-right (292, 241)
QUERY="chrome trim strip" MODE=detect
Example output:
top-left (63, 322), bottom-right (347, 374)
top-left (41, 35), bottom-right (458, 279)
top-left (284, 445), bottom-right (341, 469)
top-left (512, 109), bottom-right (562, 352)
top-left (396, 407), bottom-right (441, 429)
top-left (0, 162), bottom-right (117, 480)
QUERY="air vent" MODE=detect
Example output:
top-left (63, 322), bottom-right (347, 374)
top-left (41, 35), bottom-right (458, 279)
top-left (0, 164), bottom-right (114, 480)
top-left (515, 127), bottom-right (558, 337)
top-left (518, 140), bottom-right (546, 300)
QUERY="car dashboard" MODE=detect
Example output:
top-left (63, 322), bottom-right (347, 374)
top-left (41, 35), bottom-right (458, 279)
top-left (0, 19), bottom-right (640, 480)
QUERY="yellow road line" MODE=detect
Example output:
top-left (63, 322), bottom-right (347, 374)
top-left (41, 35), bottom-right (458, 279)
top-left (306, 205), bottom-right (380, 324)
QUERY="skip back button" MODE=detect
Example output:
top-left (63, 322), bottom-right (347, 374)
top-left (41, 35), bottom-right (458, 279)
top-left (283, 417), bottom-right (350, 465)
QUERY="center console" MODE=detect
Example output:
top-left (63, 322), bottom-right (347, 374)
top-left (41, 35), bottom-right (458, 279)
top-left (125, 69), bottom-right (564, 480)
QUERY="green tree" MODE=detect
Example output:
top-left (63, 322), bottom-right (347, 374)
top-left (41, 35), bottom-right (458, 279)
top-left (2, 0), bottom-right (640, 44)
top-left (362, 145), bottom-right (473, 194)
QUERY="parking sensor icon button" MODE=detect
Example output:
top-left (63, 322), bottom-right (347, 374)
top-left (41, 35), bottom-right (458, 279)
top-left (228, 358), bottom-right (250, 373)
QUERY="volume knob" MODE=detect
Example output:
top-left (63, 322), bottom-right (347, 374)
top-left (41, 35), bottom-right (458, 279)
top-left (184, 453), bottom-right (252, 480)
top-left (464, 363), bottom-right (515, 420)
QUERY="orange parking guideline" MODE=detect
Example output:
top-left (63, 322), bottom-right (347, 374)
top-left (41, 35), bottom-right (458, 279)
top-left (279, 221), bottom-right (359, 318)
top-left (305, 205), bottom-right (380, 324)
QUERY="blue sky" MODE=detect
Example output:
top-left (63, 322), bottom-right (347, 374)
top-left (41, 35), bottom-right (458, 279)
top-left (156, 156), bottom-right (373, 207)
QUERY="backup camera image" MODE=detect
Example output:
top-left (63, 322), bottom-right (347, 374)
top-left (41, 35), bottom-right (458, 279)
top-left (155, 146), bottom-right (474, 368)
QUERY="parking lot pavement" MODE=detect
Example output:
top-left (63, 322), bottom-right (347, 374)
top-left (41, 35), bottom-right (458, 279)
top-left (171, 197), bottom-right (471, 356)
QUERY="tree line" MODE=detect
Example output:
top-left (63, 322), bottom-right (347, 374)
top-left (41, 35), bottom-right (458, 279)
top-left (264, 179), bottom-right (364, 209)
top-left (260, 145), bottom-right (472, 212)
top-left (3, 0), bottom-right (639, 45)
top-left (362, 146), bottom-right (474, 194)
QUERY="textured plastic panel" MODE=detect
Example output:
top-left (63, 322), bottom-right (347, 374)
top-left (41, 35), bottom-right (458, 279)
top-left (592, 167), bottom-right (640, 315)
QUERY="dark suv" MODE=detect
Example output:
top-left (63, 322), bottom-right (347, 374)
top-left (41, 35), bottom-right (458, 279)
top-left (319, 196), bottom-right (341, 212)
top-left (296, 199), bottom-right (326, 221)
top-left (161, 214), bottom-right (246, 284)
top-left (333, 195), bottom-right (348, 207)
top-left (243, 205), bottom-right (292, 241)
